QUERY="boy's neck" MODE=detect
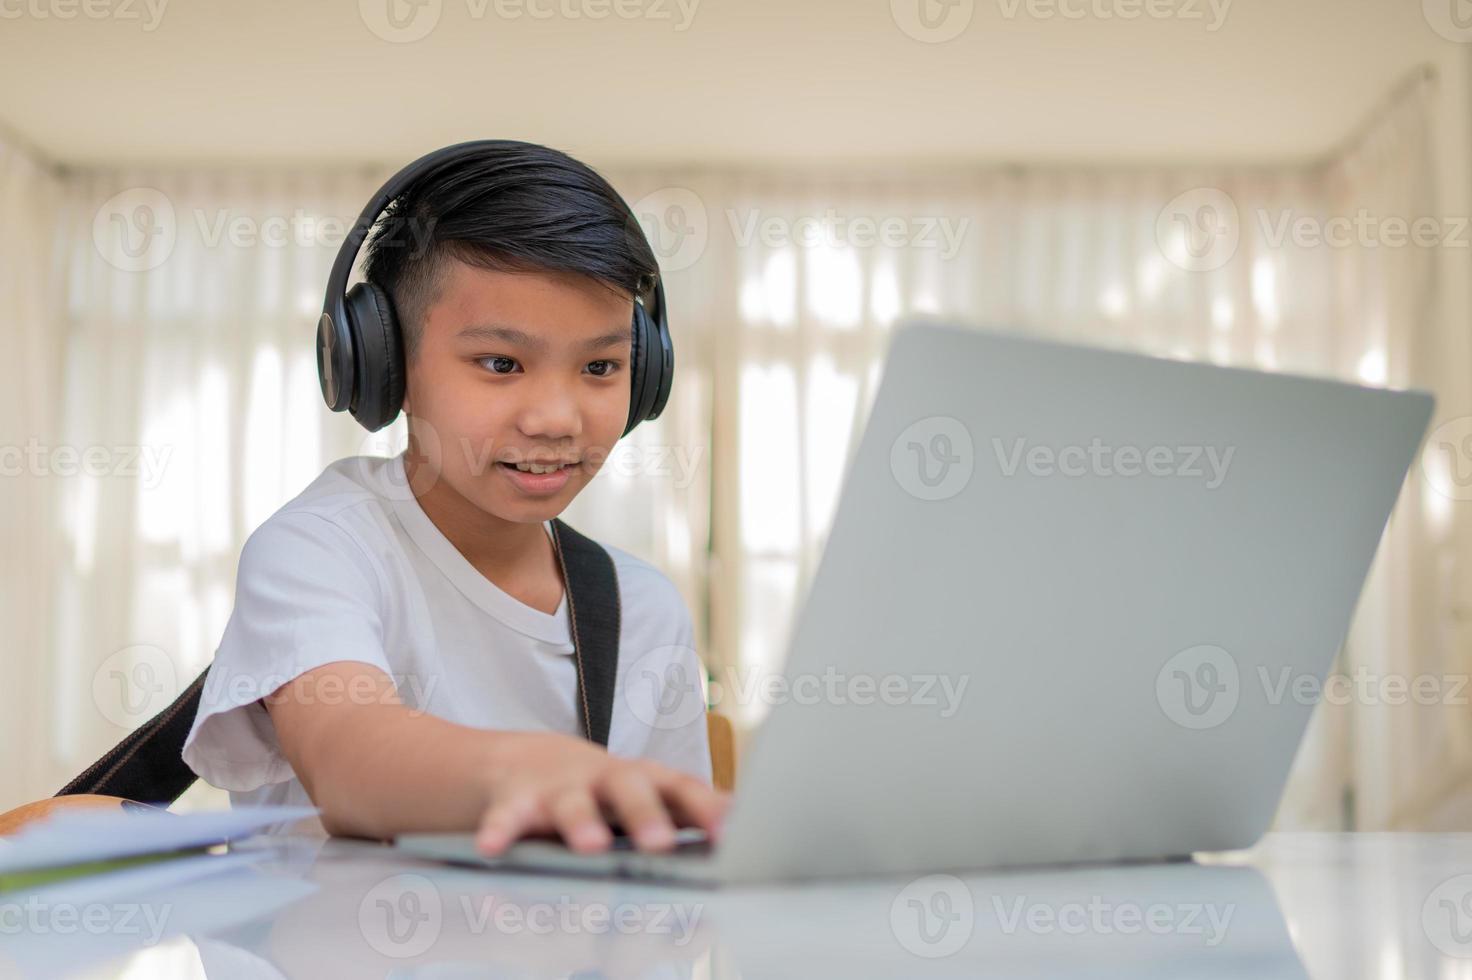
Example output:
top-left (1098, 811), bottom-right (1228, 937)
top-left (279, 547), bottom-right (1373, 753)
top-left (402, 450), bottom-right (557, 586)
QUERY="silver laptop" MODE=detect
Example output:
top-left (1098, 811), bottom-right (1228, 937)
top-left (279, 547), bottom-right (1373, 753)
top-left (396, 321), bottom-right (1434, 885)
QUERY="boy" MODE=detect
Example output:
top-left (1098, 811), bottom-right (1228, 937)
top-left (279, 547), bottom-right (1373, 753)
top-left (181, 141), bottom-right (729, 856)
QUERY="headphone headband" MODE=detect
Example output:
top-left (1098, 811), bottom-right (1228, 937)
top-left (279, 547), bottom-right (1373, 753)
top-left (317, 140), bottom-right (672, 435)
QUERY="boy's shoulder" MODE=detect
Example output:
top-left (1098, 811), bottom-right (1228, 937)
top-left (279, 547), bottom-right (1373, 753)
top-left (279, 454), bottom-right (401, 523)
top-left (600, 539), bottom-right (683, 599)
top-left (240, 454), bottom-right (397, 546)
top-left (600, 540), bottom-right (693, 635)
top-left (227, 456), bottom-right (398, 591)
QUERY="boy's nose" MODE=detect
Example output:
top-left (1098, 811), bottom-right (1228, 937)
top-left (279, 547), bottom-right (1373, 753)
top-left (515, 388), bottom-right (583, 441)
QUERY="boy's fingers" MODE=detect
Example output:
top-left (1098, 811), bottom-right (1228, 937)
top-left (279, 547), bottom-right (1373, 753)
top-left (548, 788), bottom-right (613, 853)
top-left (475, 793), bottom-right (541, 855)
top-left (598, 769), bottom-right (677, 852)
top-left (660, 779), bottom-right (731, 840)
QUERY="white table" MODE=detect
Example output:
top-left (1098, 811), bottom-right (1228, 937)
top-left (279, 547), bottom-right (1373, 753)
top-left (4, 832), bottom-right (1472, 978)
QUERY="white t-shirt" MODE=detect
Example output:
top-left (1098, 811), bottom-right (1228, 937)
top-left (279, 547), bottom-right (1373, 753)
top-left (182, 452), bottom-right (711, 824)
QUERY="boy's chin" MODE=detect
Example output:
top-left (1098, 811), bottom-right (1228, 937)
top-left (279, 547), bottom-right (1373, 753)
top-left (481, 475), bottom-right (581, 523)
top-left (491, 500), bottom-right (569, 524)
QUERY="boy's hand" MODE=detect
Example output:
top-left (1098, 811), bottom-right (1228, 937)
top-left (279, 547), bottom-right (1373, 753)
top-left (475, 731), bottom-right (730, 856)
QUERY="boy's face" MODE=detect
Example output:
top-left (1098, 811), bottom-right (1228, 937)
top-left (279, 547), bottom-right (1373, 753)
top-left (401, 258), bottom-right (634, 526)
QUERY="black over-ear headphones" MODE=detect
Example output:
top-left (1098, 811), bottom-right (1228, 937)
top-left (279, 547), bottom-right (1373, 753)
top-left (317, 140), bottom-right (674, 436)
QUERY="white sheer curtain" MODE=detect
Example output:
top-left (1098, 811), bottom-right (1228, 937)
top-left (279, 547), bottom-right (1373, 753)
top-left (1318, 73), bottom-right (1472, 831)
top-left (10, 70), bottom-right (1458, 827)
top-left (0, 131), bottom-right (68, 806)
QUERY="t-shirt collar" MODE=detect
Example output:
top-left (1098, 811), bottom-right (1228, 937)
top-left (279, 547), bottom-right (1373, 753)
top-left (384, 453), bottom-right (574, 651)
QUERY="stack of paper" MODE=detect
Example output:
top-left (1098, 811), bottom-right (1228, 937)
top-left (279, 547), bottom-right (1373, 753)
top-left (0, 805), bottom-right (317, 891)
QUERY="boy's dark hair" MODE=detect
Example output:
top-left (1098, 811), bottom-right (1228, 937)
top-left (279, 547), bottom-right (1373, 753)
top-left (363, 141), bottom-right (660, 362)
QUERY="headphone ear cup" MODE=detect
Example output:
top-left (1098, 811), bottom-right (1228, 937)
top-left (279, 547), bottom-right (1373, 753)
top-left (317, 307), bottom-right (356, 413)
top-left (624, 300), bottom-right (661, 438)
top-left (344, 282), bottom-right (406, 432)
top-left (647, 302), bottom-right (673, 422)
top-left (623, 296), bottom-right (674, 438)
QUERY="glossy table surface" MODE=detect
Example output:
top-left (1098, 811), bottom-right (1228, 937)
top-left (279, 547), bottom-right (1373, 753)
top-left (4, 831), bottom-right (1472, 978)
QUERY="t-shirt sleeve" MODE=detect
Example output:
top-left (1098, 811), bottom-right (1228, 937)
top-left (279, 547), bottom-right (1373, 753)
top-left (660, 602), bottom-right (714, 785)
top-left (182, 510), bottom-right (393, 793)
top-left (617, 567), bottom-right (713, 785)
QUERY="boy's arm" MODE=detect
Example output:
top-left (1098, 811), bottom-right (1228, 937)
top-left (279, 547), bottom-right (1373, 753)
top-left (264, 660), bottom-right (729, 854)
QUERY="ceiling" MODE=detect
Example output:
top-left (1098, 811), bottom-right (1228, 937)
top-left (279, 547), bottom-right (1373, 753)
top-left (0, 0), bottom-right (1455, 170)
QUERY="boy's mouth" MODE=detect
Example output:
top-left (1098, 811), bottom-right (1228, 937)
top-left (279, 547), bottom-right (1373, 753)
top-left (500, 459), bottom-right (576, 475)
top-left (496, 456), bottom-right (580, 495)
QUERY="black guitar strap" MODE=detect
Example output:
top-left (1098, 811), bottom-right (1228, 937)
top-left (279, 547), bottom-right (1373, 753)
top-left (57, 516), bottom-right (622, 804)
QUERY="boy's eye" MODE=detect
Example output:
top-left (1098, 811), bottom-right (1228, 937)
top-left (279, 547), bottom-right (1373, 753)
top-left (587, 360), bottom-right (618, 378)
top-left (480, 356), bottom-right (518, 375)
